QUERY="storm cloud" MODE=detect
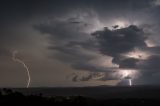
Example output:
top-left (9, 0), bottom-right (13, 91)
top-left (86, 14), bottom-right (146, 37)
top-left (92, 25), bottom-right (147, 56)
top-left (1, 0), bottom-right (160, 87)
top-left (30, 0), bottom-right (160, 85)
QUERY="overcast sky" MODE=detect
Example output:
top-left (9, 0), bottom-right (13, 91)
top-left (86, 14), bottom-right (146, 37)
top-left (1, 0), bottom-right (160, 87)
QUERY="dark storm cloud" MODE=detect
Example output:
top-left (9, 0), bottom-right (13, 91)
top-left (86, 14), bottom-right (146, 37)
top-left (48, 41), bottom-right (109, 73)
top-left (36, 24), bottom-right (151, 82)
top-left (32, 0), bottom-right (160, 85)
top-left (66, 40), bottom-right (98, 50)
top-left (49, 46), bottom-right (93, 63)
top-left (0, 0), bottom-right (154, 49)
top-left (137, 55), bottom-right (160, 74)
top-left (1, 0), bottom-right (160, 87)
top-left (92, 24), bottom-right (160, 84)
top-left (92, 25), bottom-right (147, 57)
top-left (0, 0), bottom-right (153, 24)
top-left (34, 15), bottom-right (106, 73)
top-left (114, 58), bottom-right (139, 69)
top-left (91, 25), bottom-right (146, 76)
top-left (34, 21), bottom-right (87, 41)
top-left (132, 55), bottom-right (160, 85)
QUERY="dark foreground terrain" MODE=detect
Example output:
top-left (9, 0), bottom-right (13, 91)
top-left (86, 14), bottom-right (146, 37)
top-left (1, 86), bottom-right (160, 106)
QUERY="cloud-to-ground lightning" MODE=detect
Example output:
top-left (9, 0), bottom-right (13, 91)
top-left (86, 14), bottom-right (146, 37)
top-left (129, 79), bottom-right (132, 86)
top-left (118, 69), bottom-right (136, 86)
top-left (12, 51), bottom-right (31, 88)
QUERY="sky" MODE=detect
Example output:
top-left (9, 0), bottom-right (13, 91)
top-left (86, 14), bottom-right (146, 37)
top-left (1, 0), bottom-right (160, 87)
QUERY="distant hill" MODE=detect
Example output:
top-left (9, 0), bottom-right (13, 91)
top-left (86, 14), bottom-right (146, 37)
top-left (8, 85), bottom-right (160, 99)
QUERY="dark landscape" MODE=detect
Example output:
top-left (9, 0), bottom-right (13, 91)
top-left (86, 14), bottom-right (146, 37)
top-left (1, 86), bottom-right (160, 105)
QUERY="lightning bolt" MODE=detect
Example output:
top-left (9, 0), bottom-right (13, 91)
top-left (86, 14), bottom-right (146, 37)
top-left (12, 51), bottom-right (31, 88)
top-left (129, 79), bottom-right (132, 86)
